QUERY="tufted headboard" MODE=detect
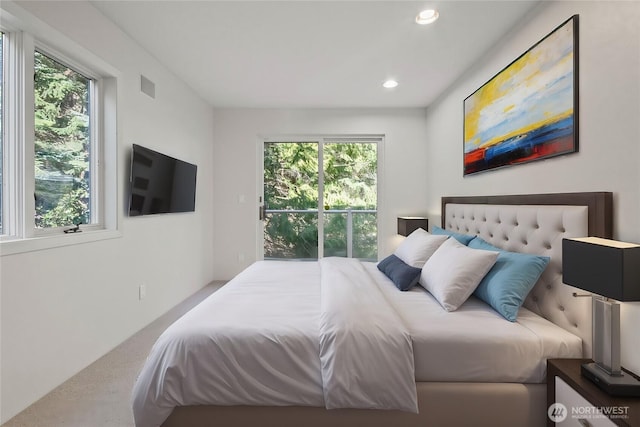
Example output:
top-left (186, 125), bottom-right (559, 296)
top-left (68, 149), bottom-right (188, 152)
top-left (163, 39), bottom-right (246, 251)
top-left (441, 192), bottom-right (612, 357)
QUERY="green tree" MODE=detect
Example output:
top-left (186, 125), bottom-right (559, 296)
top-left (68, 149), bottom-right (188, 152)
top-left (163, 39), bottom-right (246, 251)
top-left (264, 142), bottom-right (377, 260)
top-left (34, 51), bottom-right (90, 228)
top-left (323, 143), bottom-right (377, 259)
top-left (264, 143), bottom-right (319, 258)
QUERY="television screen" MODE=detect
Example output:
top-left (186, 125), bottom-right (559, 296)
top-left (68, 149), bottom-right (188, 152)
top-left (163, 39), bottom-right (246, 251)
top-left (128, 144), bottom-right (197, 216)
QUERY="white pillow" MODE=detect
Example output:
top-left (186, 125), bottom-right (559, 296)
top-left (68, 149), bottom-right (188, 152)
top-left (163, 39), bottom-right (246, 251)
top-left (394, 228), bottom-right (448, 268)
top-left (420, 237), bottom-right (499, 311)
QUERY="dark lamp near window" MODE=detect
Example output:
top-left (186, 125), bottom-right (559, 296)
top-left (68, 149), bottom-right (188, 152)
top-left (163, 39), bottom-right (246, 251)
top-left (397, 217), bottom-right (429, 237)
top-left (562, 237), bottom-right (640, 396)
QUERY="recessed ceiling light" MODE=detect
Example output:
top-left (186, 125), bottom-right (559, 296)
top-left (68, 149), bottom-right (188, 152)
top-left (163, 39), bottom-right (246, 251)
top-left (383, 80), bottom-right (398, 89)
top-left (416, 9), bottom-right (439, 25)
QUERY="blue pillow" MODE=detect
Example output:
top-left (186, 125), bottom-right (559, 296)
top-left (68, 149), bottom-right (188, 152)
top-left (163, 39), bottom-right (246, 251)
top-left (431, 225), bottom-right (475, 245)
top-left (377, 254), bottom-right (422, 291)
top-left (468, 237), bottom-right (550, 321)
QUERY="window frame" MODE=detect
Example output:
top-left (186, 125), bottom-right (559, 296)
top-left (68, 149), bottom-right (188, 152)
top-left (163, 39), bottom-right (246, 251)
top-left (259, 135), bottom-right (384, 261)
top-left (1, 24), bottom-right (26, 240)
top-left (32, 44), bottom-right (102, 237)
top-left (0, 3), bottom-right (120, 255)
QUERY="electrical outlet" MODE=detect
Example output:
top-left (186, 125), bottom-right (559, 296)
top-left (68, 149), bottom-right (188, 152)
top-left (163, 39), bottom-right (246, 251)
top-left (238, 253), bottom-right (245, 262)
top-left (139, 284), bottom-right (146, 300)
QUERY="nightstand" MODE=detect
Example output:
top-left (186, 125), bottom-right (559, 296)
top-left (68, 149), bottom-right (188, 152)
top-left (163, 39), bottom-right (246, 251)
top-left (547, 359), bottom-right (640, 426)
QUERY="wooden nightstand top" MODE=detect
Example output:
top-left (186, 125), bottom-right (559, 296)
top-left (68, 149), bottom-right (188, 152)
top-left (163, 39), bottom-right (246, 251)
top-left (548, 359), bottom-right (640, 427)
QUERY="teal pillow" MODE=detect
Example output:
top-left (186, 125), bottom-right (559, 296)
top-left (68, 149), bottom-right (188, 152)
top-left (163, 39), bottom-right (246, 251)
top-left (377, 254), bottom-right (422, 291)
top-left (468, 237), bottom-right (550, 321)
top-left (431, 225), bottom-right (475, 245)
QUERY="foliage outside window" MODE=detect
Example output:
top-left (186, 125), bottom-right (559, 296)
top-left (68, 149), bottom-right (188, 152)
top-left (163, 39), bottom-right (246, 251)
top-left (323, 142), bottom-right (377, 259)
top-left (264, 142), bottom-right (319, 258)
top-left (264, 141), bottom-right (377, 260)
top-left (0, 10), bottom-right (116, 252)
top-left (34, 51), bottom-right (91, 229)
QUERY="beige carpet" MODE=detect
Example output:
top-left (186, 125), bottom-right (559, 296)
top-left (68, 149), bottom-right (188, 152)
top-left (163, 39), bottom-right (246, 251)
top-left (2, 282), bottom-right (225, 427)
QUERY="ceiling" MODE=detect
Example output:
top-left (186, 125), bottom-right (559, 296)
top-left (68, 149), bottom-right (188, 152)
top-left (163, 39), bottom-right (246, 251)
top-left (90, 1), bottom-right (540, 109)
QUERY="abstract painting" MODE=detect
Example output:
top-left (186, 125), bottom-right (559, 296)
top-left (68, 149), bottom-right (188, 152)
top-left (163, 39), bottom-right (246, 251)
top-left (463, 15), bottom-right (579, 175)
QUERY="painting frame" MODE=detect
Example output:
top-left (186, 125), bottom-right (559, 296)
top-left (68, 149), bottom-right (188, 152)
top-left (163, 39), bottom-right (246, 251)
top-left (463, 15), bottom-right (579, 176)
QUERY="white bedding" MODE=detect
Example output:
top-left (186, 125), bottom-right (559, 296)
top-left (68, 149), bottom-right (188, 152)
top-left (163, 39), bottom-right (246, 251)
top-left (319, 258), bottom-right (417, 412)
top-left (132, 262), bottom-right (324, 427)
top-left (132, 259), bottom-right (582, 427)
top-left (363, 263), bottom-right (583, 383)
top-left (132, 259), bottom-right (417, 427)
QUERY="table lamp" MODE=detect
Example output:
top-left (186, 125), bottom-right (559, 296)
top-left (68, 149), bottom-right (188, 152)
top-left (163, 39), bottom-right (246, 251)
top-left (562, 237), bottom-right (640, 396)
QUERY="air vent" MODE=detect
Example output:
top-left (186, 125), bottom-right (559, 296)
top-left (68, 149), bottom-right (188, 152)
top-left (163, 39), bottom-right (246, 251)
top-left (140, 75), bottom-right (155, 99)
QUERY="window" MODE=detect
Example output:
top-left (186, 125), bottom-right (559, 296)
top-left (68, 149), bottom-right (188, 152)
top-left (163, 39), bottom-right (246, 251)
top-left (262, 137), bottom-right (380, 261)
top-left (1, 5), bottom-right (118, 254)
top-left (34, 51), bottom-right (93, 229)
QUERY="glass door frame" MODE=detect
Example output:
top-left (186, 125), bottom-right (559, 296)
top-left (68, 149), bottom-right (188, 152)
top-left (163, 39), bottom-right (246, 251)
top-left (257, 134), bottom-right (384, 261)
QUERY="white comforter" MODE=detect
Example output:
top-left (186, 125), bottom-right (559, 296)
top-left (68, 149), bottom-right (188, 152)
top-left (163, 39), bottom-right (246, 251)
top-left (132, 259), bottom-right (417, 427)
top-left (319, 258), bottom-right (417, 412)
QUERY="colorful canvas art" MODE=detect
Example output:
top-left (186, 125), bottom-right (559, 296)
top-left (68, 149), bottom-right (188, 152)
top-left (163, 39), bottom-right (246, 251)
top-left (463, 16), bottom-right (578, 175)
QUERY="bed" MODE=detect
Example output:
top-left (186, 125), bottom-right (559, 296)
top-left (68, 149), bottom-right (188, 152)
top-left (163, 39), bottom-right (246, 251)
top-left (132, 192), bottom-right (612, 427)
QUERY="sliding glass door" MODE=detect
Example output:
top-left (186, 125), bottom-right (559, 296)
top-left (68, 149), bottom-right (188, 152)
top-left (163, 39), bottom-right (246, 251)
top-left (261, 137), bottom-right (378, 260)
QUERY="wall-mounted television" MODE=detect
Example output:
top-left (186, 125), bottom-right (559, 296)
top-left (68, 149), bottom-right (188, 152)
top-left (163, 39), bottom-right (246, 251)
top-left (128, 144), bottom-right (197, 216)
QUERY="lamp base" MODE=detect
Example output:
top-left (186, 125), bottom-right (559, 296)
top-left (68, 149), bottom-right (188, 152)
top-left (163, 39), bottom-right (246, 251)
top-left (581, 362), bottom-right (640, 397)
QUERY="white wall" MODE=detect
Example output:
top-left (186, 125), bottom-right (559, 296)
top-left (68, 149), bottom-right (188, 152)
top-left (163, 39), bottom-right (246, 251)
top-left (424, 1), bottom-right (640, 373)
top-left (3, 1), bottom-right (637, 421)
top-left (0, 1), bottom-right (215, 422)
top-left (212, 108), bottom-right (428, 280)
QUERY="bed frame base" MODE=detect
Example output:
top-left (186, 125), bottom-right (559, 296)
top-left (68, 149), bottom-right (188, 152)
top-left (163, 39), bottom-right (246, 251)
top-left (162, 382), bottom-right (546, 427)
